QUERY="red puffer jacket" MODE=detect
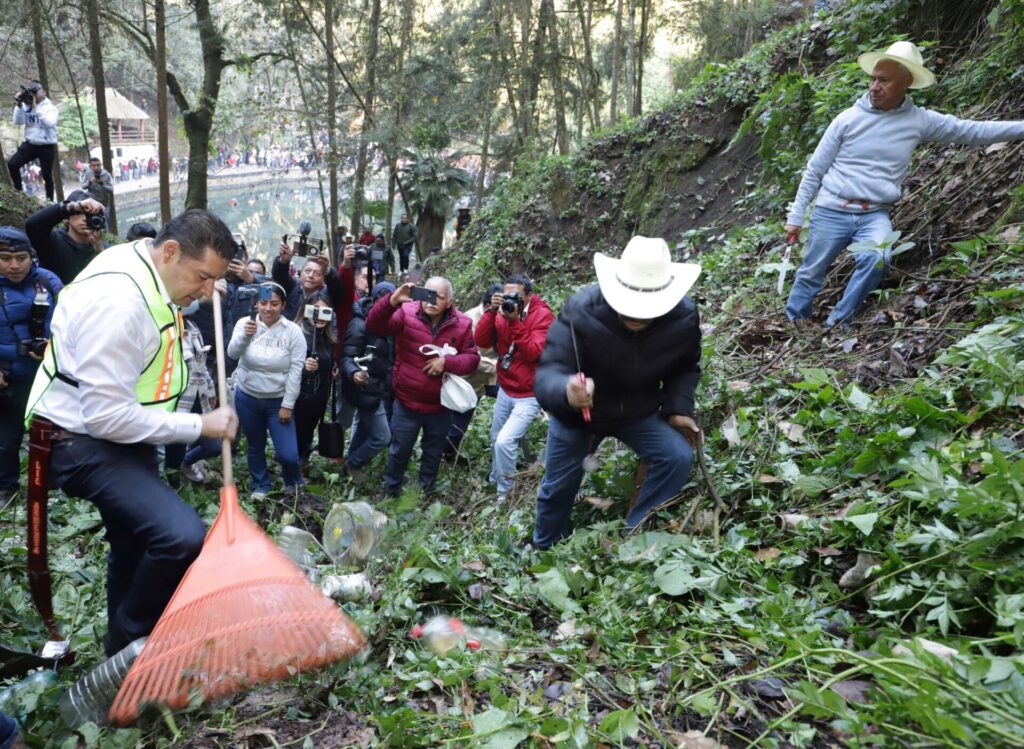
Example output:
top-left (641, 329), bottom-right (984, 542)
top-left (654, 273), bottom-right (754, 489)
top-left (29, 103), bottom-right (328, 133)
top-left (366, 297), bottom-right (480, 413)
top-left (474, 296), bottom-right (554, 398)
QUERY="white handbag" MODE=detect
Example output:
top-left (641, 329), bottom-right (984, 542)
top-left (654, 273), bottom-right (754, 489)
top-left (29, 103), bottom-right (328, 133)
top-left (419, 344), bottom-right (479, 413)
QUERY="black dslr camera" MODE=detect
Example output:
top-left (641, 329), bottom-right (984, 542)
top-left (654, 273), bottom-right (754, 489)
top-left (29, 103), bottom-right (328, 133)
top-left (501, 291), bottom-right (524, 314)
top-left (15, 85), bottom-right (36, 106)
top-left (86, 213), bottom-right (106, 232)
top-left (17, 287), bottom-right (50, 358)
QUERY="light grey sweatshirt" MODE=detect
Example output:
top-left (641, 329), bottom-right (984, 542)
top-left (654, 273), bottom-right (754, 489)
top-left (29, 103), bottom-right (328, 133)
top-left (12, 99), bottom-right (59, 145)
top-left (787, 92), bottom-right (1024, 226)
top-left (228, 316), bottom-right (307, 409)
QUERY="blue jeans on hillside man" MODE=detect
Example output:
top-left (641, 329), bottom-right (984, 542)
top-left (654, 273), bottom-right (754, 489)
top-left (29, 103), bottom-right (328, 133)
top-left (347, 402), bottom-right (391, 468)
top-left (490, 387), bottom-right (541, 495)
top-left (49, 434), bottom-right (206, 656)
top-left (234, 388), bottom-right (303, 493)
top-left (385, 400), bottom-right (452, 496)
top-left (1, 710), bottom-right (20, 749)
top-left (786, 207), bottom-right (893, 327)
top-left (533, 413), bottom-right (693, 549)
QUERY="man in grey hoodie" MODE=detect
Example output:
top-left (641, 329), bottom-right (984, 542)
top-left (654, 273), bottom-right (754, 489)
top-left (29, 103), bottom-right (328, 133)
top-left (8, 81), bottom-right (59, 201)
top-left (784, 41), bottom-right (1024, 327)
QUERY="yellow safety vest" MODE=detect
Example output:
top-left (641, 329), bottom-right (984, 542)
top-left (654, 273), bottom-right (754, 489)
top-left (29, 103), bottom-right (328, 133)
top-left (25, 241), bottom-right (188, 425)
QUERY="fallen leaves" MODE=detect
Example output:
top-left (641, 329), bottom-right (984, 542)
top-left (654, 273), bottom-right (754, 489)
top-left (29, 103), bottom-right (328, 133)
top-left (721, 413), bottom-right (742, 446)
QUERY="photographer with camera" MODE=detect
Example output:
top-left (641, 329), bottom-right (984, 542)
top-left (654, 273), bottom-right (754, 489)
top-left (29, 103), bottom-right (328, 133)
top-left (81, 157), bottom-right (114, 210)
top-left (368, 233), bottom-right (393, 279)
top-left (340, 282), bottom-right (396, 479)
top-left (532, 237), bottom-right (703, 548)
top-left (367, 277), bottom-right (479, 497)
top-left (25, 190), bottom-right (107, 284)
top-left (7, 81), bottom-right (59, 201)
top-left (292, 291), bottom-right (337, 467)
top-left (274, 234), bottom-right (356, 339)
top-left (474, 274), bottom-right (553, 503)
top-left (0, 228), bottom-right (61, 504)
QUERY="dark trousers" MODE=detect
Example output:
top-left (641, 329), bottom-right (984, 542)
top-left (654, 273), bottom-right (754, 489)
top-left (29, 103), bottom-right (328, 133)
top-left (8, 141), bottom-right (57, 200)
top-left (294, 387), bottom-right (330, 461)
top-left (0, 378), bottom-right (32, 491)
top-left (0, 710), bottom-right (19, 749)
top-left (445, 406), bottom-right (475, 456)
top-left (397, 243), bottom-right (414, 273)
top-left (49, 434), bottom-right (206, 655)
top-left (385, 400), bottom-right (452, 496)
top-left (533, 413), bottom-right (693, 549)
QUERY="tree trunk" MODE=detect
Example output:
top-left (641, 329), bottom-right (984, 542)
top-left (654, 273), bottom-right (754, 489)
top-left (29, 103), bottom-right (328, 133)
top-left (524, 0), bottom-right (548, 136)
top-left (385, 0), bottom-right (416, 245)
top-left (156, 0), bottom-right (171, 223)
top-left (325, 0), bottom-right (339, 250)
top-left (572, 0), bottom-right (599, 134)
top-left (84, 0), bottom-right (117, 234)
top-left (31, 0), bottom-right (63, 201)
top-left (286, 24), bottom-right (330, 241)
top-left (634, 0), bottom-right (650, 117)
top-left (476, 88), bottom-right (493, 205)
top-left (625, 0), bottom-right (636, 118)
top-left (609, 0), bottom-right (624, 125)
top-left (43, 9), bottom-right (90, 156)
top-left (351, 0), bottom-right (381, 233)
top-left (0, 141), bottom-right (13, 189)
top-left (417, 209), bottom-right (446, 257)
top-left (544, 0), bottom-right (569, 156)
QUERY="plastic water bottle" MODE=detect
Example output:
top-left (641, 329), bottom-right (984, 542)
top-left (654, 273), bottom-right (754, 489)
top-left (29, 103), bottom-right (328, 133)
top-left (58, 638), bottom-right (147, 727)
top-left (277, 525), bottom-right (319, 570)
top-left (323, 502), bottom-right (381, 566)
top-left (409, 616), bottom-right (507, 656)
top-left (0, 669), bottom-right (56, 719)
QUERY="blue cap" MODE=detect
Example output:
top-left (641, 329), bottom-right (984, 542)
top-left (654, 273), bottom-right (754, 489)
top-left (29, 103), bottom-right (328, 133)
top-left (372, 282), bottom-right (396, 300)
top-left (0, 227), bottom-right (32, 253)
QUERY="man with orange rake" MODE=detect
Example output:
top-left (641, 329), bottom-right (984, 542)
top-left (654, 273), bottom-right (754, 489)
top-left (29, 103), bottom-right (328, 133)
top-left (24, 210), bottom-right (239, 657)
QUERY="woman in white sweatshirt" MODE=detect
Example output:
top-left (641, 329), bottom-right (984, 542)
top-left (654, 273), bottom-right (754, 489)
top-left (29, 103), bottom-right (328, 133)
top-left (228, 282), bottom-right (307, 499)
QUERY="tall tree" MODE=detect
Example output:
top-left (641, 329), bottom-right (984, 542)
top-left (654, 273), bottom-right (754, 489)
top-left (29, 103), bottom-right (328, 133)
top-left (543, 0), bottom-right (569, 156)
top-left (85, 0), bottom-right (118, 234)
top-left (0, 142), bottom-right (12, 189)
top-left (385, 0), bottom-right (416, 246)
top-left (625, 0), bottom-right (636, 117)
top-left (573, 0), bottom-right (601, 132)
top-left (609, 0), bottom-right (624, 125)
top-left (155, 0), bottom-right (171, 223)
top-left (30, 0), bottom-right (64, 201)
top-left (351, 0), bottom-right (382, 232)
top-left (325, 0), bottom-right (339, 247)
top-left (633, 0), bottom-right (650, 117)
top-left (401, 152), bottom-right (472, 254)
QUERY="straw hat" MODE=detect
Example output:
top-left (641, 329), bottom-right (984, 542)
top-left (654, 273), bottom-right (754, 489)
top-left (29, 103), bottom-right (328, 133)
top-left (593, 236), bottom-right (701, 320)
top-left (857, 41), bottom-right (935, 89)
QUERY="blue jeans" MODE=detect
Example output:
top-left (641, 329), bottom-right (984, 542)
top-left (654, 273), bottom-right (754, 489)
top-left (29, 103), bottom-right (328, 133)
top-left (347, 401), bottom-right (391, 468)
top-left (385, 400), bottom-right (452, 496)
top-left (0, 377), bottom-right (32, 491)
top-left (49, 434), bottom-right (206, 655)
top-left (533, 413), bottom-right (693, 549)
top-left (489, 388), bottom-right (541, 494)
top-left (786, 207), bottom-right (893, 327)
top-left (235, 388), bottom-right (303, 493)
top-left (0, 710), bottom-right (18, 749)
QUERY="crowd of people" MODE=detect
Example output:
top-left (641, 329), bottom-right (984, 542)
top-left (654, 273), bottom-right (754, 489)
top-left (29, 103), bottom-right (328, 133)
top-left (4, 38), bottom-right (1024, 746)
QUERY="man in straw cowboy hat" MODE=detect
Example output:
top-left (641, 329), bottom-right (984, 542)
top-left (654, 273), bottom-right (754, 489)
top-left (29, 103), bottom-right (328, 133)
top-left (784, 40), bottom-right (1024, 327)
top-left (532, 236), bottom-right (702, 548)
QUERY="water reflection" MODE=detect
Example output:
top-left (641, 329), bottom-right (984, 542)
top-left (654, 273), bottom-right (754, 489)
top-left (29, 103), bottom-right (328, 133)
top-left (119, 184), bottom-right (328, 262)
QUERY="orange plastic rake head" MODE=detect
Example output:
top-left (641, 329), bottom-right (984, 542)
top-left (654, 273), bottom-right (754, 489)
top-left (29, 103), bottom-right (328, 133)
top-left (108, 485), bottom-right (366, 725)
top-left (108, 288), bottom-right (365, 726)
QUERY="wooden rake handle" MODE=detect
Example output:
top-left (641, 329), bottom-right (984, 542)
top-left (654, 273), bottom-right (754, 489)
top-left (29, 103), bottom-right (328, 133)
top-left (211, 289), bottom-right (234, 489)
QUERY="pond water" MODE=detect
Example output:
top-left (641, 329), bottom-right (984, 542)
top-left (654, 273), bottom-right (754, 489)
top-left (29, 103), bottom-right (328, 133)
top-left (118, 185), bottom-right (338, 263)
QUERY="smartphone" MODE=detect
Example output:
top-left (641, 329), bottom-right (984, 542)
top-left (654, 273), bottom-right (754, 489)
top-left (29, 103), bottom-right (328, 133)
top-left (409, 286), bottom-right (438, 304)
top-left (258, 285), bottom-right (275, 302)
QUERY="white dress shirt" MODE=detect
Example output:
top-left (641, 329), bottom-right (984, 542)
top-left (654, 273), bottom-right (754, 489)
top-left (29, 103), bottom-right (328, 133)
top-left (32, 244), bottom-right (202, 444)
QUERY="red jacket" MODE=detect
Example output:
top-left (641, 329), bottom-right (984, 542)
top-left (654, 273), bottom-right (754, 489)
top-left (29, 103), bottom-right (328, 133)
top-left (474, 296), bottom-right (554, 397)
top-left (366, 297), bottom-right (480, 413)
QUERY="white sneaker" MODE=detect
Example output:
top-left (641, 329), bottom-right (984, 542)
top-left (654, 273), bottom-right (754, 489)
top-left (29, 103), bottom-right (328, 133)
top-left (251, 491), bottom-right (268, 501)
top-left (496, 493), bottom-right (508, 507)
top-left (180, 462), bottom-right (205, 483)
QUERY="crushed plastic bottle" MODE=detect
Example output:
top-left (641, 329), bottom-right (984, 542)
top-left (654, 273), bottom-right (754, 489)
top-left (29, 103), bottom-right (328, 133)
top-left (320, 572), bottom-right (372, 602)
top-left (409, 616), bottom-right (507, 656)
top-left (323, 502), bottom-right (380, 566)
top-left (58, 637), bottom-right (147, 727)
top-left (0, 669), bottom-right (57, 719)
top-left (277, 525), bottom-right (319, 569)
